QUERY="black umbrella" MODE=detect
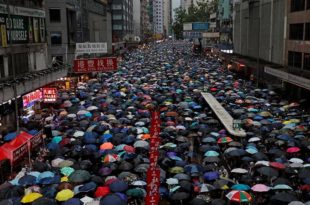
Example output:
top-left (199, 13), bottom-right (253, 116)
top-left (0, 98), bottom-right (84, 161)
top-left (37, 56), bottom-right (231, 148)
top-left (170, 192), bottom-right (190, 201)
top-left (271, 192), bottom-right (298, 204)
top-left (299, 168), bottom-right (310, 178)
top-left (0, 185), bottom-right (24, 200)
top-left (257, 167), bottom-right (279, 177)
top-left (211, 199), bottom-right (226, 205)
top-left (189, 198), bottom-right (208, 205)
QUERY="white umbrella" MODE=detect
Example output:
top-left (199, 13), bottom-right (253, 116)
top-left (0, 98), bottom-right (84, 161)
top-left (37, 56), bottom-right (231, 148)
top-left (231, 168), bottom-right (248, 174)
top-left (289, 163), bottom-right (303, 168)
top-left (166, 178), bottom-right (179, 185)
top-left (77, 110), bottom-right (89, 115)
top-left (255, 161), bottom-right (270, 167)
top-left (248, 137), bottom-right (261, 142)
top-left (289, 158), bottom-right (304, 164)
top-left (45, 116), bottom-right (53, 122)
top-left (73, 131), bottom-right (84, 138)
top-left (131, 180), bottom-right (147, 186)
top-left (63, 100), bottom-right (73, 108)
top-left (51, 158), bottom-right (64, 168)
top-left (87, 106), bottom-right (99, 111)
top-left (200, 183), bottom-right (215, 193)
top-left (67, 114), bottom-right (77, 118)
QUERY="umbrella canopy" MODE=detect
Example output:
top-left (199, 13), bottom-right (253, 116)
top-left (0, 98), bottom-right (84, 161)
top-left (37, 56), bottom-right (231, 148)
top-left (55, 189), bottom-right (74, 202)
top-left (21, 193), bottom-right (43, 203)
top-left (100, 194), bottom-right (127, 205)
top-left (68, 170), bottom-right (91, 183)
top-left (226, 190), bottom-right (252, 203)
top-left (251, 184), bottom-right (270, 192)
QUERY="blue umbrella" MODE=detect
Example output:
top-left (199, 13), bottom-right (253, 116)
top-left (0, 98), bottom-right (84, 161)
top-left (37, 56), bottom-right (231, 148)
top-left (184, 164), bottom-right (203, 174)
top-left (38, 171), bottom-right (55, 182)
top-left (203, 172), bottom-right (219, 181)
top-left (100, 194), bottom-right (127, 205)
top-left (109, 180), bottom-right (128, 192)
top-left (277, 134), bottom-right (293, 141)
top-left (18, 175), bottom-right (37, 186)
top-left (4, 132), bottom-right (17, 141)
top-left (28, 129), bottom-right (39, 135)
top-left (231, 184), bottom-right (251, 191)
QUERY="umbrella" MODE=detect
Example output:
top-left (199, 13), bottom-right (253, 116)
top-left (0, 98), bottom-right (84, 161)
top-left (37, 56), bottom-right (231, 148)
top-left (287, 147), bottom-right (301, 153)
top-left (32, 197), bottom-right (57, 205)
top-left (200, 183), bottom-right (215, 193)
top-left (226, 190), bottom-right (252, 203)
top-left (217, 137), bottom-right (233, 144)
top-left (273, 184), bottom-right (293, 190)
top-left (231, 168), bottom-right (248, 174)
top-left (21, 193), bottom-right (43, 203)
top-left (251, 184), bottom-right (270, 192)
top-left (126, 188), bottom-right (146, 197)
top-left (100, 142), bottom-right (114, 150)
top-left (231, 184), bottom-right (250, 191)
top-left (94, 186), bottom-right (110, 198)
top-left (190, 198), bottom-right (208, 205)
top-left (257, 167), bottom-right (279, 177)
top-left (271, 192), bottom-right (298, 203)
top-left (204, 172), bottom-right (219, 181)
top-left (109, 180), bottom-right (128, 192)
top-left (103, 154), bottom-right (119, 163)
top-left (270, 162), bottom-right (286, 170)
top-left (131, 180), bottom-right (147, 186)
top-left (204, 151), bottom-right (219, 157)
top-left (55, 189), bottom-right (74, 202)
top-left (68, 170), bottom-right (91, 183)
top-left (100, 194), bottom-right (126, 205)
top-left (170, 192), bottom-right (190, 201)
top-left (133, 140), bottom-right (149, 148)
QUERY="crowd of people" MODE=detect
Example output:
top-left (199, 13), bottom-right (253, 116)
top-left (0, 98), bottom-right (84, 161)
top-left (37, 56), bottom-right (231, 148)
top-left (0, 41), bottom-right (309, 205)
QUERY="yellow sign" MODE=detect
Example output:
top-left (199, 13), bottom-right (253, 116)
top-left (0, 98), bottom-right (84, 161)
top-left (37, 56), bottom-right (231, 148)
top-left (1, 25), bottom-right (7, 48)
top-left (65, 81), bottom-right (70, 90)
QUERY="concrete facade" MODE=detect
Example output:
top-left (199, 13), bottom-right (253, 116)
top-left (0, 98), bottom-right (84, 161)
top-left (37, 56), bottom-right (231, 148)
top-left (112, 0), bottom-right (134, 42)
top-left (233, 0), bottom-right (286, 65)
top-left (133, 0), bottom-right (141, 38)
top-left (153, 0), bottom-right (164, 34)
top-left (164, 0), bottom-right (172, 36)
top-left (46, 0), bottom-right (112, 65)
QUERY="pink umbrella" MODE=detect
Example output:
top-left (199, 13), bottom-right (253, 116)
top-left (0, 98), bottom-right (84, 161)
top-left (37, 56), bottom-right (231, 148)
top-left (286, 147), bottom-right (301, 153)
top-left (251, 184), bottom-right (270, 192)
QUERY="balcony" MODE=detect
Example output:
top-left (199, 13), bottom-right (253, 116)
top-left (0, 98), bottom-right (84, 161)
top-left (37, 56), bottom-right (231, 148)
top-left (264, 66), bottom-right (310, 90)
top-left (0, 65), bottom-right (68, 103)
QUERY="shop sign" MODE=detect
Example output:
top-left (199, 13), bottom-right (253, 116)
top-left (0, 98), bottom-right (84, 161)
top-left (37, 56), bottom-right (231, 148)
top-left (0, 4), bottom-right (45, 18)
top-left (183, 23), bottom-right (192, 31)
top-left (75, 42), bottom-right (107, 54)
top-left (192, 22), bottom-right (209, 30)
top-left (12, 143), bottom-right (28, 163)
top-left (30, 131), bottom-right (43, 149)
top-left (73, 57), bottom-right (118, 73)
top-left (23, 89), bottom-right (42, 108)
top-left (42, 88), bottom-right (57, 103)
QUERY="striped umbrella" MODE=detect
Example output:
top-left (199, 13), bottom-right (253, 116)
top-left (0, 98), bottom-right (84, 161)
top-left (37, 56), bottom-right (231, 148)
top-left (226, 190), bottom-right (252, 203)
top-left (217, 137), bottom-right (233, 144)
top-left (102, 154), bottom-right (119, 163)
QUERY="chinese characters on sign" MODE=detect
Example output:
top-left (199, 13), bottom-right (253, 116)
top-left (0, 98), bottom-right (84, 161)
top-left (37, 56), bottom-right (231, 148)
top-left (75, 42), bottom-right (107, 54)
top-left (145, 111), bottom-right (161, 205)
top-left (22, 89), bottom-right (42, 108)
top-left (73, 57), bottom-right (118, 73)
top-left (42, 88), bottom-right (57, 103)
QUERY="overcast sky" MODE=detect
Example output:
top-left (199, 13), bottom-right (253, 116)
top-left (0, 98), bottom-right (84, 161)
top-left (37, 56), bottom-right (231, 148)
top-left (172, 0), bottom-right (181, 22)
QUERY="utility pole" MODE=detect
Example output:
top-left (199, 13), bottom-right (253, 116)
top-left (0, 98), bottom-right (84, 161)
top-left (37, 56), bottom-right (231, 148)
top-left (6, 0), bottom-right (20, 133)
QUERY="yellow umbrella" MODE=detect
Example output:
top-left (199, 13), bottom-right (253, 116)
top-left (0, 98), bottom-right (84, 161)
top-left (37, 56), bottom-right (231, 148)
top-left (169, 166), bottom-right (184, 174)
top-left (61, 176), bottom-right (69, 182)
top-left (55, 189), bottom-right (74, 201)
top-left (21, 193), bottom-right (43, 203)
top-left (289, 119), bottom-right (300, 123)
top-left (282, 120), bottom-right (292, 125)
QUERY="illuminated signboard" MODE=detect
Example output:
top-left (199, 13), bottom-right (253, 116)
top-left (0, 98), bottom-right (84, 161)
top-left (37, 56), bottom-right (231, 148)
top-left (42, 88), bottom-right (57, 103)
top-left (22, 89), bottom-right (42, 108)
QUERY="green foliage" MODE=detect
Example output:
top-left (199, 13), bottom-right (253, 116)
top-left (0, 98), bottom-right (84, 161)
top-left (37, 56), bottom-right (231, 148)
top-left (172, 0), bottom-right (219, 39)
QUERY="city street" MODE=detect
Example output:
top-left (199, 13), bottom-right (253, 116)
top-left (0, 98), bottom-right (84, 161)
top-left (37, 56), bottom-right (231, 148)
top-left (0, 41), bottom-right (309, 205)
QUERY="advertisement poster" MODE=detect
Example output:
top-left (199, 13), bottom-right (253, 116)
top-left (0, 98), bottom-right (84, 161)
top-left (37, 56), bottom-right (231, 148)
top-left (33, 18), bottom-right (39, 43)
top-left (73, 57), bottom-right (118, 73)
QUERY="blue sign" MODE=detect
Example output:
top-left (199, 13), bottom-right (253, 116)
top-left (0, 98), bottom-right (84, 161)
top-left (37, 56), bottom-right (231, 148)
top-left (192, 22), bottom-right (209, 30)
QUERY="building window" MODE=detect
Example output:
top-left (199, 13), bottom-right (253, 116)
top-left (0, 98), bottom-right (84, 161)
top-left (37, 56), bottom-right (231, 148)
top-left (50, 32), bottom-right (62, 45)
top-left (291, 0), bottom-right (305, 12)
top-left (306, 23), bottom-right (310, 40)
top-left (289, 23), bottom-right (304, 40)
top-left (52, 56), bottom-right (63, 65)
top-left (113, 15), bottom-right (122, 20)
top-left (307, 0), bottom-right (310, 9)
top-left (49, 8), bottom-right (61, 22)
top-left (304, 53), bottom-right (310, 70)
top-left (112, 4), bottom-right (122, 10)
top-left (113, 25), bottom-right (122, 30)
top-left (0, 56), bottom-right (4, 78)
top-left (288, 51), bottom-right (302, 68)
top-left (8, 53), bottom-right (29, 76)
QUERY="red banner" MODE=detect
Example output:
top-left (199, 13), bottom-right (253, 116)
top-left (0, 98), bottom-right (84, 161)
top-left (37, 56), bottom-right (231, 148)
top-left (22, 89), bottom-right (42, 108)
top-left (145, 167), bottom-right (160, 205)
top-left (73, 57), bottom-right (118, 73)
top-left (42, 88), bottom-right (57, 103)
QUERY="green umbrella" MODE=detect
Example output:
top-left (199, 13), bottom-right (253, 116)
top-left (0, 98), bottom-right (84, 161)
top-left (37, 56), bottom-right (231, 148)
top-left (60, 167), bottom-right (75, 176)
top-left (68, 170), bottom-right (91, 183)
top-left (126, 188), bottom-right (146, 197)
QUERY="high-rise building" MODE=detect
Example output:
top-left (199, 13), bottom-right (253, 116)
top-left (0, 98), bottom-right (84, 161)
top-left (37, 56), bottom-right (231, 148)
top-left (217, 0), bottom-right (233, 48)
top-left (153, 0), bottom-right (164, 34)
top-left (0, 0), bottom-right (67, 128)
top-left (133, 0), bottom-right (151, 40)
top-left (181, 0), bottom-right (198, 11)
top-left (164, 0), bottom-right (172, 37)
top-left (112, 0), bottom-right (134, 42)
top-left (45, 0), bottom-right (113, 65)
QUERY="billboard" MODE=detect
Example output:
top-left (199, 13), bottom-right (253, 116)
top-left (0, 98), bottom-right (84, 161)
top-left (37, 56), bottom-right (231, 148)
top-left (73, 57), bottom-right (118, 73)
top-left (183, 23), bottom-right (192, 31)
top-left (192, 22), bottom-right (209, 30)
top-left (22, 89), bottom-right (42, 108)
top-left (42, 88), bottom-right (57, 103)
top-left (75, 42), bottom-right (107, 54)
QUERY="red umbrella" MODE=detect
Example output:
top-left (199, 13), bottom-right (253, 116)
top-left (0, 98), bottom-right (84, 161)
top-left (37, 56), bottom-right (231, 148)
top-left (94, 186), bottom-right (110, 198)
top-left (123, 145), bottom-right (135, 153)
top-left (286, 147), bottom-right (300, 153)
top-left (270, 162), bottom-right (286, 170)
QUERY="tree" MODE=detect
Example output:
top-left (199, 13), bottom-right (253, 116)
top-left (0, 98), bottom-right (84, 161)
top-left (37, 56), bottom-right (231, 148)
top-left (172, 0), bottom-right (219, 39)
